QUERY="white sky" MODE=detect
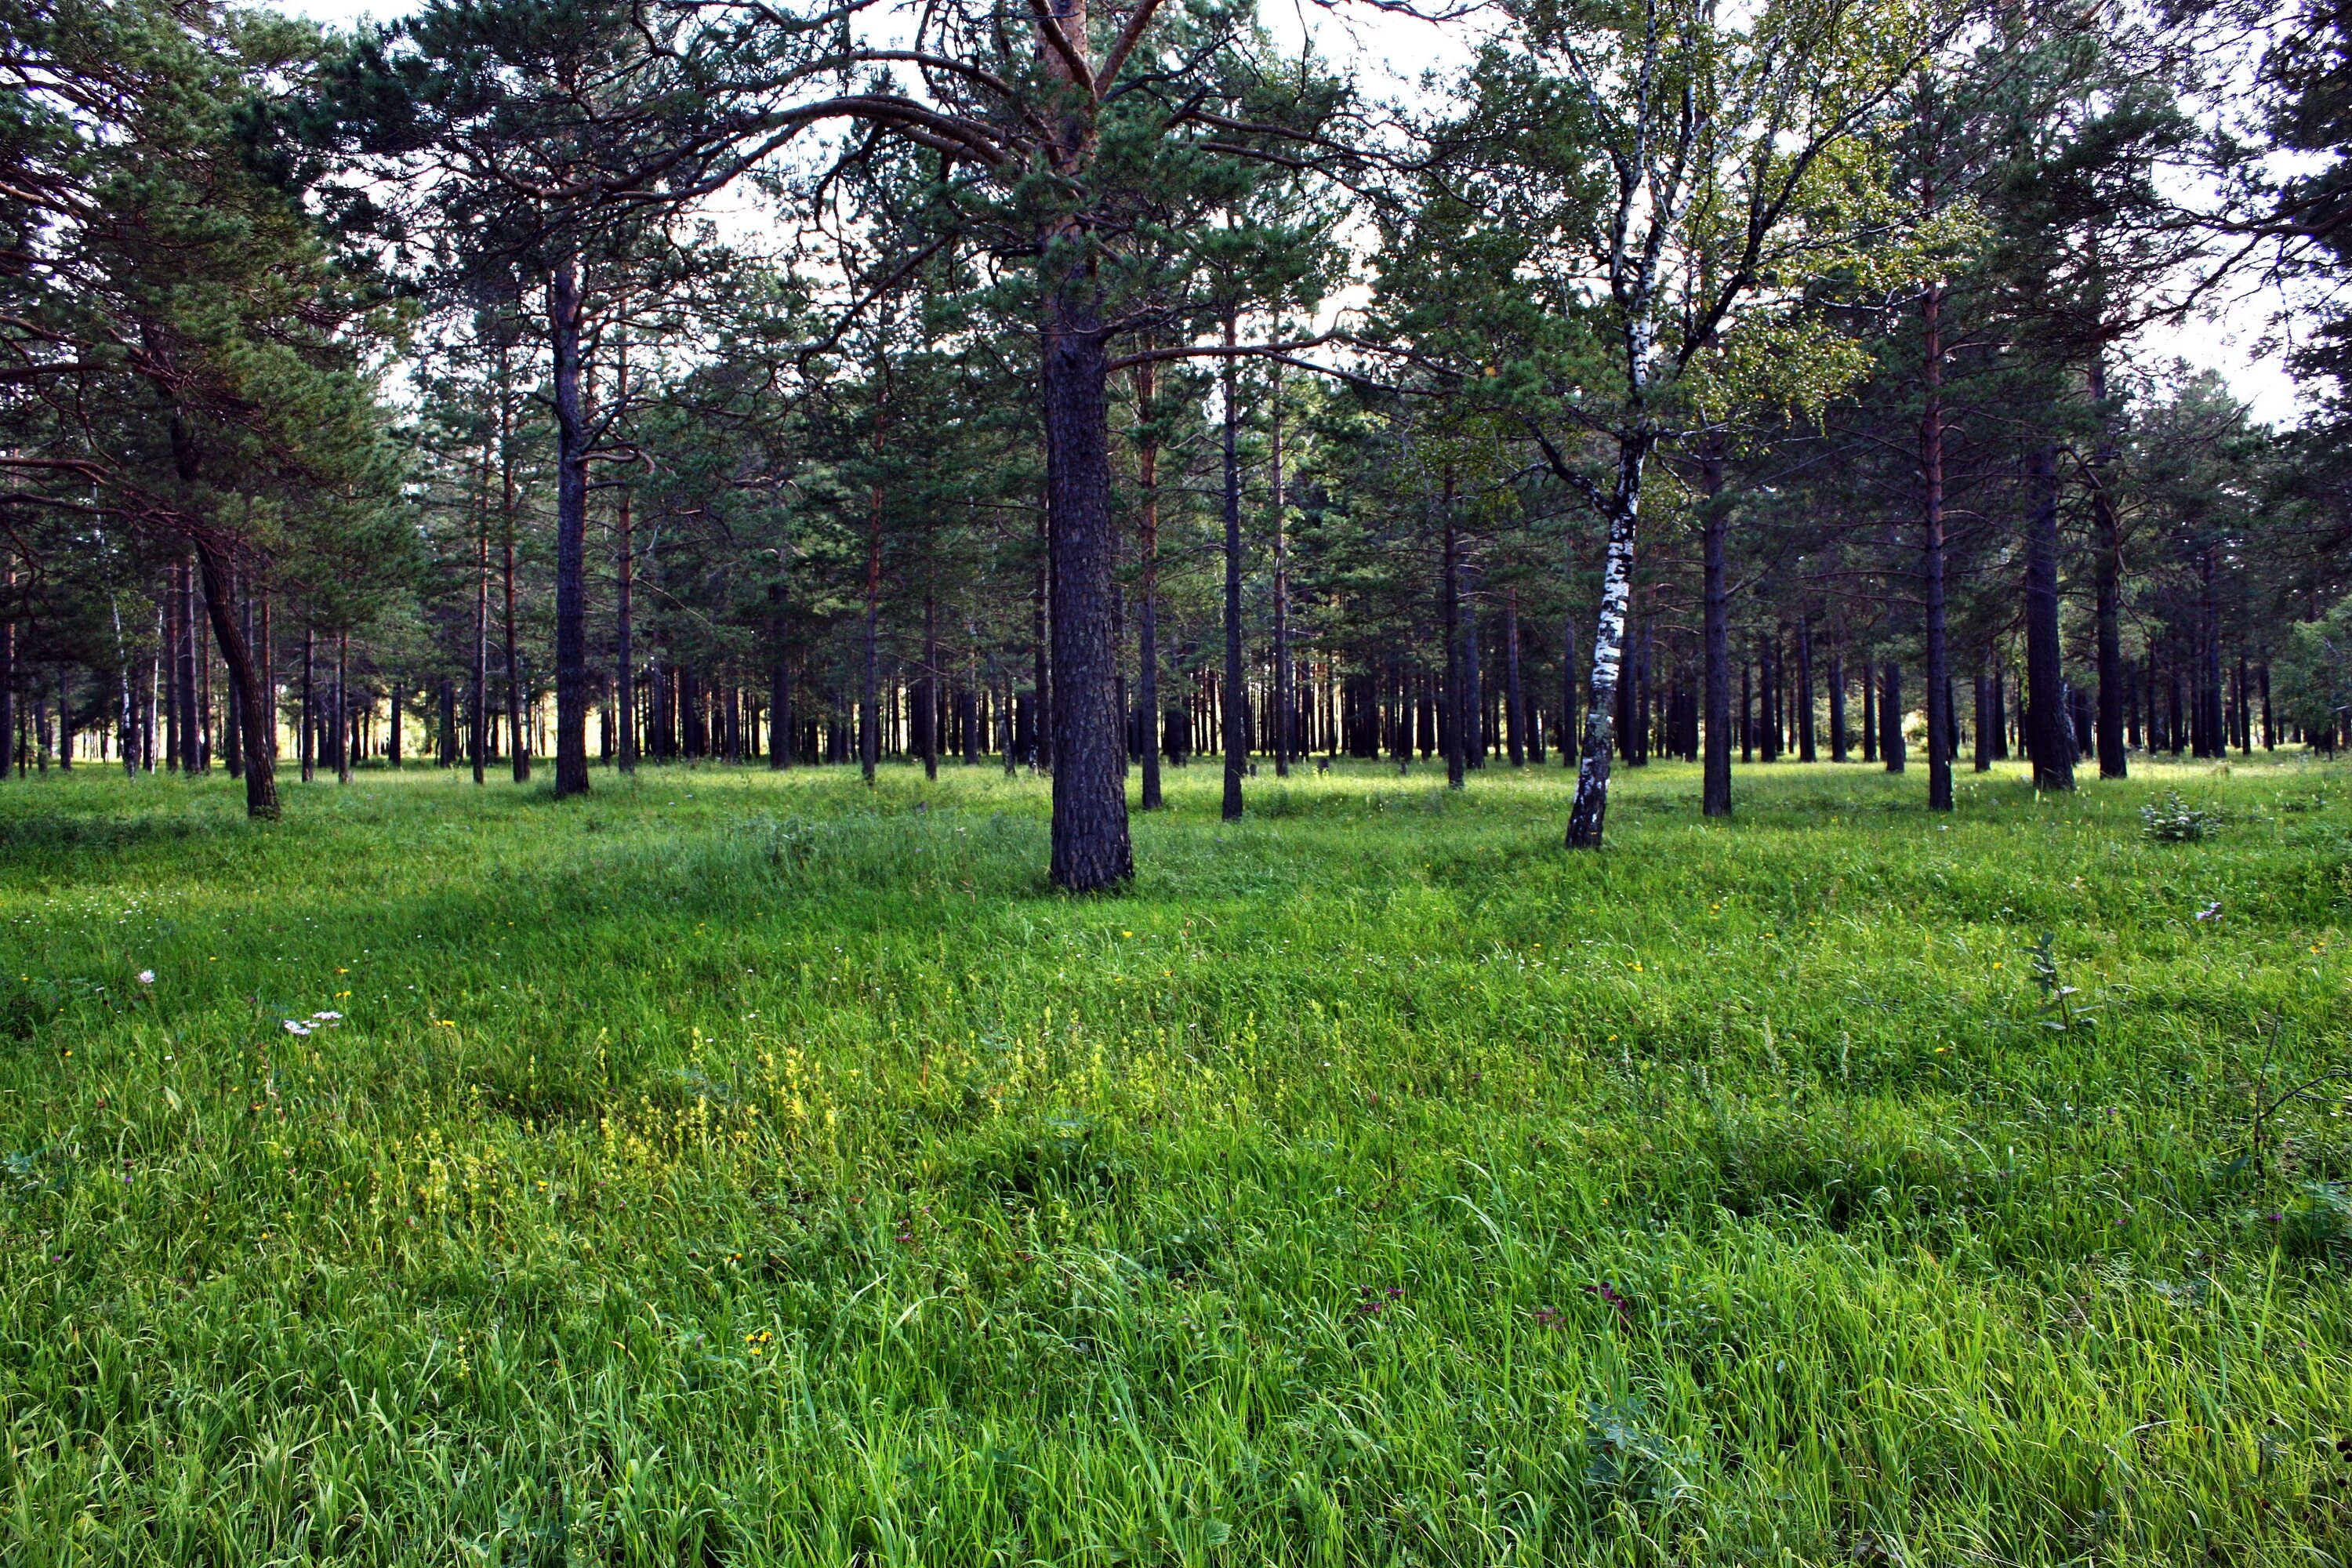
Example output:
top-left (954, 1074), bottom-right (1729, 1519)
top-left (265, 0), bottom-right (2312, 426)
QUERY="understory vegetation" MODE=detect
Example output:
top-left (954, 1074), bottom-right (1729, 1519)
top-left (2, 757), bottom-right (2350, 1564)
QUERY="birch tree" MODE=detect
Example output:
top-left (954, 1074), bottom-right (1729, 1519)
top-left (1471, 0), bottom-right (1943, 846)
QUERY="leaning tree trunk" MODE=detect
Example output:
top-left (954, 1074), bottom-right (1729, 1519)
top-left (192, 539), bottom-right (278, 819)
top-left (2023, 441), bottom-right (2073, 789)
top-left (549, 262), bottom-right (590, 796)
top-left (1039, 278), bottom-right (1134, 889)
top-left (1220, 321), bottom-right (1247, 822)
top-left (1566, 427), bottom-right (1650, 848)
top-left (1700, 443), bottom-right (1731, 816)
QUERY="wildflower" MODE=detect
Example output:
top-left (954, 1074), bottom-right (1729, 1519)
top-left (136, 970), bottom-right (154, 985)
top-left (283, 1021), bottom-right (312, 1036)
top-left (2195, 902), bottom-right (2221, 922)
top-left (310, 1011), bottom-right (343, 1025)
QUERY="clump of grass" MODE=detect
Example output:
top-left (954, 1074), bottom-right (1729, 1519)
top-left (0, 753), bottom-right (2347, 1563)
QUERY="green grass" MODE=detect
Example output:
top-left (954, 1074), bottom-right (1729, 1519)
top-left (3, 751), bottom-right (2350, 1566)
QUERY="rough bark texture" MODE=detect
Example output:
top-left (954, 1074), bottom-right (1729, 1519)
top-left (193, 540), bottom-right (278, 819)
top-left (1041, 284), bottom-right (1133, 889)
top-left (550, 262), bottom-right (590, 796)
top-left (2023, 442), bottom-right (2073, 789)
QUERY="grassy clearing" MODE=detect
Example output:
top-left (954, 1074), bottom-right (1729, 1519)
top-left (2, 753), bottom-right (2350, 1565)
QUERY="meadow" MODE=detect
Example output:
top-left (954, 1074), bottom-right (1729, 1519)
top-left (1, 752), bottom-right (2348, 1566)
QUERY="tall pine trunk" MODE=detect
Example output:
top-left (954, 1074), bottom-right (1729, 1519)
top-left (1921, 278), bottom-right (1951, 810)
top-left (1039, 277), bottom-right (1132, 886)
top-left (549, 263), bottom-right (590, 796)
top-left (2024, 441), bottom-right (2072, 789)
top-left (2087, 354), bottom-right (2126, 778)
top-left (1504, 586), bottom-right (1526, 767)
top-left (1130, 363), bottom-right (1163, 811)
top-left (1220, 320), bottom-right (1247, 821)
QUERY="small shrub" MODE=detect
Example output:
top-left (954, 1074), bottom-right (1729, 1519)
top-left (2141, 791), bottom-right (2219, 842)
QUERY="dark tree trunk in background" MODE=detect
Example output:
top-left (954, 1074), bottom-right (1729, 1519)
top-left (1557, 615), bottom-right (1576, 770)
top-left (1797, 620), bottom-right (1817, 763)
top-left (1742, 655), bottom-right (1754, 763)
top-left (1463, 559), bottom-right (1484, 768)
top-left (1220, 323), bottom-right (1247, 820)
top-left (1861, 657), bottom-right (1877, 764)
top-left (1270, 372), bottom-right (1291, 778)
top-left (1504, 587), bottom-right (1526, 767)
top-left (862, 379), bottom-right (887, 785)
top-left (388, 683), bottom-right (401, 769)
top-left (616, 481), bottom-right (637, 775)
top-left (2088, 355), bottom-right (2127, 779)
top-left (1973, 670), bottom-right (1991, 772)
top-left (1882, 661), bottom-right (1904, 772)
top-left (2199, 549), bottom-right (2224, 758)
top-left (2023, 442), bottom-right (2072, 789)
top-left (336, 630), bottom-right (351, 785)
top-left (1130, 364), bottom-right (1164, 811)
top-left (0, 554), bottom-right (12, 781)
top-left (178, 554), bottom-right (199, 773)
top-left (1040, 283), bottom-right (1131, 888)
top-left (921, 593), bottom-right (939, 780)
top-left (548, 262), bottom-right (590, 796)
top-left (1442, 486), bottom-right (1464, 791)
top-left (300, 627), bottom-right (315, 783)
top-left (470, 479), bottom-right (488, 783)
top-left (1921, 295), bottom-right (1951, 811)
top-left (503, 519), bottom-right (526, 783)
top-left (439, 679), bottom-right (457, 767)
top-left (768, 583), bottom-right (790, 771)
top-left (2261, 661), bottom-right (2274, 750)
top-left (1828, 651), bottom-right (1847, 761)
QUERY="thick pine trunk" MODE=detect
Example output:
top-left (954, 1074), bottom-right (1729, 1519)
top-left (2023, 441), bottom-right (2072, 789)
top-left (549, 263), bottom-right (590, 795)
top-left (1040, 296), bottom-right (1129, 888)
top-left (192, 540), bottom-right (278, 819)
top-left (1040, 284), bottom-right (1133, 888)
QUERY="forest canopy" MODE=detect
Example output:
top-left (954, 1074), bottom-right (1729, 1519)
top-left (1, 0), bottom-right (2346, 880)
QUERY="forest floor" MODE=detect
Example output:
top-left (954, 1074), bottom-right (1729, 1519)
top-left (2, 753), bottom-right (2350, 1565)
